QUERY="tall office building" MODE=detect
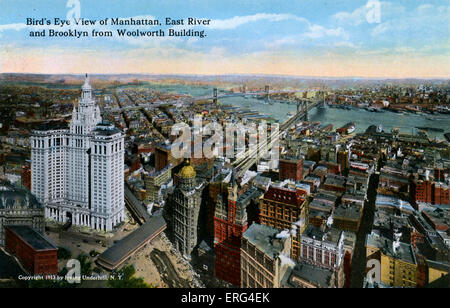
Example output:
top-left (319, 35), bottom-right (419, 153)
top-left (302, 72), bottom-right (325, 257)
top-left (259, 186), bottom-right (308, 260)
top-left (214, 170), bottom-right (261, 286)
top-left (31, 75), bottom-right (125, 231)
top-left (171, 160), bottom-right (203, 258)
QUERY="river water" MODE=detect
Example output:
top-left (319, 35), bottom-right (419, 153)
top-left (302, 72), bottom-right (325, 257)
top-left (219, 96), bottom-right (450, 141)
top-left (10, 81), bottom-right (446, 140)
top-left (117, 82), bottom-right (449, 141)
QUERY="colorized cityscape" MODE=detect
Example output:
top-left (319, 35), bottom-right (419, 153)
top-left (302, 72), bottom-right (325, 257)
top-left (0, 0), bottom-right (449, 293)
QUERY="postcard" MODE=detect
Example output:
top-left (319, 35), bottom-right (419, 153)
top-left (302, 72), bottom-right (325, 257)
top-left (0, 0), bottom-right (448, 295)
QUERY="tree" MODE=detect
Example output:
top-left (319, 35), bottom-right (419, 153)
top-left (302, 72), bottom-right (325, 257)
top-left (77, 253), bottom-right (92, 276)
top-left (107, 264), bottom-right (155, 288)
top-left (57, 246), bottom-right (72, 260)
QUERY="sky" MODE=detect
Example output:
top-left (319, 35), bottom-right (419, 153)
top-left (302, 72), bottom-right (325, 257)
top-left (0, 0), bottom-right (449, 78)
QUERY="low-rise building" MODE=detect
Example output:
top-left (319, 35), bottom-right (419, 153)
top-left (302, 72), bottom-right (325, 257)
top-left (366, 233), bottom-right (418, 287)
top-left (5, 225), bottom-right (57, 275)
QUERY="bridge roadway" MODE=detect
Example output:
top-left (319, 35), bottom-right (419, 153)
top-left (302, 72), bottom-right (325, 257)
top-left (193, 89), bottom-right (299, 101)
top-left (232, 99), bottom-right (320, 177)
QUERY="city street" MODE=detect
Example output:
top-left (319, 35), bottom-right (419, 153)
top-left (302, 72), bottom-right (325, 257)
top-left (150, 249), bottom-right (190, 288)
top-left (349, 169), bottom-right (381, 287)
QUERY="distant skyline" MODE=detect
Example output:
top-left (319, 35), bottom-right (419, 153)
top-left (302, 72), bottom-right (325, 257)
top-left (0, 0), bottom-right (449, 78)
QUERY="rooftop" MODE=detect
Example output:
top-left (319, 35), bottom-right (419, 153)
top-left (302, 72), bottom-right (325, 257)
top-left (284, 262), bottom-right (334, 288)
top-left (97, 215), bottom-right (166, 270)
top-left (0, 184), bottom-right (43, 210)
top-left (333, 204), bottom-right (362, 221)
top-left (243, 223), bottom-right (287, 259)
top-left (237, 186), bottom-right (262, 207)
top-left (93, 122), bottom-right (122, 136)
top-left (6, 226), bottom-right (57, 251)
top-left (366, 233), bottom-right (416, 264)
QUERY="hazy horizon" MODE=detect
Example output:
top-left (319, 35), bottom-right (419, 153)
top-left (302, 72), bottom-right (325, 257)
top-left (1, 0), bottom-right (449, 78)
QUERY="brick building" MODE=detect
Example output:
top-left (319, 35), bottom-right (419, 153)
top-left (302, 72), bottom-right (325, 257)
top-left (259, 186), bottom-right (308, 260)
top-left (433, 182), bottom-right (449, 205)
top-left (279, 158), bottom-right (303, 181)
top-left (154, 143), bottom-right (183, 171)
top-left (214, 173), bottom-right (261, 286)
top-left (412, 180), bottom-right (450, 205)
top-left (5, 225), bottom-right (58, 275)
top-left (241, 223), bottom-right (292, 288)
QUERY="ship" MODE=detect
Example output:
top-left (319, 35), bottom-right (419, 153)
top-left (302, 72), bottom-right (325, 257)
top-left (416, 126), bottom-right (444, 133)
top-left (336, 122), bottom-right (356, 134)
top-left (287, 111), bottom-right (296, 118)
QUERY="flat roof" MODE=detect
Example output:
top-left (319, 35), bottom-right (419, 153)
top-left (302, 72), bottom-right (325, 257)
top-left (97, 215), bottom-right (166, 270)
top-left (6, 225), bottom-right (57, 251)
top-left (333, 204), bottom-right (362, 221)
top-left (243, 223), bottom-right (286, 258)
top-left (286, 262), bottom-right (333, 287)
top-left (366, 233), bottom-right (416, 264)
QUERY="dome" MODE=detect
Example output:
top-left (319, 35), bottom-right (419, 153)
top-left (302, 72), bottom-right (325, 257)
top-left (179, 160), bottom-right (196, 179)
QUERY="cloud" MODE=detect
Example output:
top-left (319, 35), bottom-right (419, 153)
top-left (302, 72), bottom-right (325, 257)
top-left (371, 4), bottom-right (450, 38)
top-left (305, 24), bottom-right (348, 40)
top-left (333, 5), bottom-right (369, 26)
top-left (0, 23), bottom-right (29, 32)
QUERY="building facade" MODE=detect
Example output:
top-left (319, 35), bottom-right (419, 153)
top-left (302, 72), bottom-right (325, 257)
top-left (241, 223), bottom-right (292, 288)
top-left (279, 158), bottom-right (303, 182)
top-left (259, 186), bottom-right (308, 260)
top-left (0, 182), bottom-right (45, 247)
top-left (31, 75), bottom-right (125, 231)
top-left (214, 171), bottom-right (256, 286)
top-left (366, 233), bottom-right (418, 288)
top-left (300, 226), bottom-right (345, 271)
top-left (171, 160), bottom-right (203, 258)
top-left (5, 225), bottom-right (58, 275)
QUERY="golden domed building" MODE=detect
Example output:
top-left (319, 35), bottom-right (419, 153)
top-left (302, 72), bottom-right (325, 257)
top-left (170, 159), bottom-right (204, 258)
top-left (178, 160), bottom-right (196, 179)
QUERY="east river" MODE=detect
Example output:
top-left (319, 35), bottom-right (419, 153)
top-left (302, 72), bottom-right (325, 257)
top-left (118, 82), bottom-right (449, 141)
top-left (220, 95), bottom-right (450, 141)
top-left (8, 81), bottom-right (448, 140)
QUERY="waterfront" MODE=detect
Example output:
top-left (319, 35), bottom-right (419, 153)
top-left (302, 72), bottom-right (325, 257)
top-left (125, 82), bottom-right (450, 141)
top-left (219, 96), bottom-right (450, 141)
top-left (4, 81), bottom-right (449, 140)
top-left (119, 82), bottom-right (450, 140)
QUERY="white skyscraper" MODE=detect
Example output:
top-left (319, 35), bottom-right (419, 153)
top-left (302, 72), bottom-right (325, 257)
top-left (31, 75), bottom-right (125, 231)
